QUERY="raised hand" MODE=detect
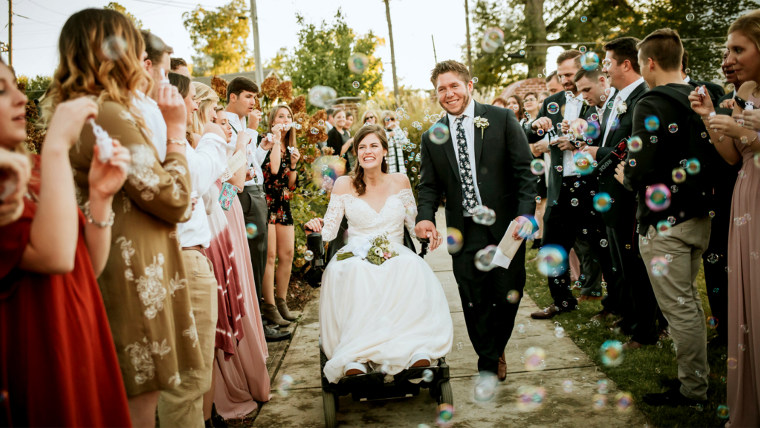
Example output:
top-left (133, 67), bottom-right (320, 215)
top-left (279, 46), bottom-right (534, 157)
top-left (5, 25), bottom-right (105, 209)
top-left (47, 97), bottom-right (99, 149)
top-left (89, 139), bottom-right (131, 199)
top-left (741, 109), bottom-right (760, 131)
top-left (532, 117), bottom-right (552, 132)
top-left (289, 146), bottom-right (301, 168)
top-left (157, 83), bottom-right (187, 137)
top-left (0, 149), bottom-right (31, 227)
top-left (247, 109), bottom-right (262, 130)
top-left (688, 86), bottom-right (715, 117)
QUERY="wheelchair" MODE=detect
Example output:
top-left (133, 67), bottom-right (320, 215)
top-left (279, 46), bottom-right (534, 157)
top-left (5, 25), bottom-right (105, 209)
top-left (303, 220), bottom-right (453, 428)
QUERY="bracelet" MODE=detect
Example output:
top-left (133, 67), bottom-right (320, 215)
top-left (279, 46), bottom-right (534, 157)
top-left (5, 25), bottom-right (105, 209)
top-left (83, 201), bottom-right (115, 228)
top-left (167, 138), bottom-right (187, 147)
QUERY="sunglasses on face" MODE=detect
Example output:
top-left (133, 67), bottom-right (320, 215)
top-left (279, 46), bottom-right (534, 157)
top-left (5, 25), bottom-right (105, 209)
top-left (384, 117), bottom-right (396, 122)
top-left (365, 116), bottom-right (375, 120)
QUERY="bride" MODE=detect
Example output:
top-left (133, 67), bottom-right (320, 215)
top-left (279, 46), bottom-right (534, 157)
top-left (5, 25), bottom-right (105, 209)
top-left (305, 124), bottom-right (454, 384)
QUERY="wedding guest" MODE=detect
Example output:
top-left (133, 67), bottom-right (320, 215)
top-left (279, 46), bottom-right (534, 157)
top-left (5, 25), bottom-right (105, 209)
top-left (690, 10), bottom-right (760, 425)
top-left (719, 49), bottom-right (740, 109)
top-left (538, 91), bottom-right (551, 103)
top-left (325, 107), bottom-right (336, 132)
top-left (383, 110), bottom-right (408, 174)
top-left (491, 96), bottom-right (508, 108)
top-left (326, 108), bottom-right (351, 158)
top-left (171, 57), bottom-right (191, 77)
top-left (262, 105), bottom-right (301, 326)
top-left (345, 111), bottom-right (355, 131)
top-left (0, 67), bottom-right (132, 426)
top-left (681, 50), bottom-right (724, 105)
top-left (0, 148), bottom-right (29, 227)
top-left (505, 94), bottom-right (526, 122)
top-left (46, 9), bottom-right (203, 427)
top-left (523, 91), bottom-right (540, 121)
top-left (136, 30), bottom-right (172, 162)
top-left (545, 71), bottom-right (563, 95)
top-left (362, 110), bottom-right (378, 126)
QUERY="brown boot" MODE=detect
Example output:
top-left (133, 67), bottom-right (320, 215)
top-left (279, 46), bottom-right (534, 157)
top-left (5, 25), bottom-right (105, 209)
top-left (261, 302), bottom-right (290, 327)
top-left (276, 297), bottom-right (298, 321)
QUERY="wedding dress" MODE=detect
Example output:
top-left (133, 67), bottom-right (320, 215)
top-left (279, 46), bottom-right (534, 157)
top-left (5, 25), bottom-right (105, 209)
top-left (319, 189), bottom-right (454, 384)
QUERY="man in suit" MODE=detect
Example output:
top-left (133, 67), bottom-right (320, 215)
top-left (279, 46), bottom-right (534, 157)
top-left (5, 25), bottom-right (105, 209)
top-left (583, 37), bottom-right (659, 348)
top-left (681, 50), bottom-right (725, 106)
top-left (415, 60), bottom-right (536, 379)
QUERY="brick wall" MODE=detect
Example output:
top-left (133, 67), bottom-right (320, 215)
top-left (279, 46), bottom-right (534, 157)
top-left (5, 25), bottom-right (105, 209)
top-left (498, 77), bottom-right (547, 102)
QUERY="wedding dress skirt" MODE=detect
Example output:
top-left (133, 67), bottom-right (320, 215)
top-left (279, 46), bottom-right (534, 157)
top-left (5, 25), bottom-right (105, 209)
top-left (318, 189), bottom-right (454, 383)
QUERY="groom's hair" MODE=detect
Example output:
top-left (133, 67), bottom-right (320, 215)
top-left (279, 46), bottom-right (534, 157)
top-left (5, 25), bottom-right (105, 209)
top-left (430, 60), bottom-right (471, 87)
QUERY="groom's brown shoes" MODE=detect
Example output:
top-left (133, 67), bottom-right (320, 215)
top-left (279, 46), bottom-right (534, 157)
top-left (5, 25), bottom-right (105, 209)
top-left (498, 353), bottom-right (507, 381)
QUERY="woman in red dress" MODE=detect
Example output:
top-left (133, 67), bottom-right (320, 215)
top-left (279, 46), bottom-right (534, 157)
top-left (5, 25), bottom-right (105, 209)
top-left (0, 59), bottom-right (132, 427)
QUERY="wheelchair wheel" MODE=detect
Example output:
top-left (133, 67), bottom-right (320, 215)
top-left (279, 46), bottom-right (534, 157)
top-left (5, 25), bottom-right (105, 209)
top-left (322, 389), bottom-right (338, 428)
top-left (439, 380), bottom-right (454, 405)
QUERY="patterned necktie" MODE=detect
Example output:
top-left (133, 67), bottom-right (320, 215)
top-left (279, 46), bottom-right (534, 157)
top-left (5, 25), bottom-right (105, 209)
top-left (455, 116), bottom-right (478, 214)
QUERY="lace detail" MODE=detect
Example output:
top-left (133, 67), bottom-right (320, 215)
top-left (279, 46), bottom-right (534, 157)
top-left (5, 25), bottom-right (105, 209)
top-left (321, 190), bottom-right (417, 245)
top-left (321, 193), bottom-right (350, 242)
top-left (398, 188), bottom-right (418, 239)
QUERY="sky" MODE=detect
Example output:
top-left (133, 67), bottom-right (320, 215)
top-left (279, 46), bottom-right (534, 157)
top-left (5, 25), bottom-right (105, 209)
top-left (0, 0), bottom-right (562, 90)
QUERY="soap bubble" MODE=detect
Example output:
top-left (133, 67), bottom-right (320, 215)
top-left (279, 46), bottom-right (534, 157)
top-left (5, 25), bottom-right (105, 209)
top-left (429, 123), bottom-right (450, 145)
top-left (308, 86), bottom-right (337, 108)
top-left (422, 369), bottom-right (434, 383)
top-left (645, 183), bottom-right (671, 211)
top-left (562, 380), bottom-right (574, 393)
top-left (650, 136), bottom-right (659, 144)
top-left (507, 289), bottom-right (520, 304)
top-left (600, 340), bottom-right (624, 366)
top-left (554, 326), bottom-right (566, 338)
top-left (447, 227), bottom-right (464, 254)
top-left (685, 158), bottom-right (701, 175)
top-left (668, 123), bottom-right (679, 133)
top-left (616, 392), bottom-right (634, 412)
top-left (672, 167), bottom-right (687, 183)
top-left (717, 404), bottom-right (730, 419)
top-left (686, 13), bottom-right (695, 21)
top-left (474, 372), bottom-right (498, 401)
top-left (348, 53), bottom-right (369, 73)
top-left (473, 205), bottom-right (496, 225)
top-left (352, 81), bottom-right (360, 89)
top-left (570, 198), bottom-right (579, 207)
top-left (245, 223), bottom-right (258, 239)
top-left (547, 102), bottom-right (560, 115)
top-left (579, 46), bottom-right (587, 53)
top-left (436, 403), bottom-right (454, 425)
top-left (536, 245), bottom-right (568, 277)
top-left (708, 316), bottom-right (719, 329)
top-left (102, 35), bottom-right (128, 61)
top-left (530, 159), bottom-right (546, 175)
top-left (536, 128), bottom-right (545, 137)
top-left (580, 52), bottom-right (600, 71)
top-left (650, 256), bottom-right (670, 276)
top-left (627, 136), bottom-right (643, 152)
top-left (481, 27), bottom-right (505, 53)
top-left (474, 245), bottom-right (498, 271)
top-left (574, 151), bottom-right (595, 175)
top-left (516, 385), bottom-right (546, 410)
top-left (600, 239), bottom-right (608, 248)
top-left (656, 220), bottom-right (672, 235)
top-left (304, 250), bottom-right (314, 261)
top-left (585, 121), bottom-right (601, 139)
top-left (644, 115), bottom-right (660, 132)
top-left (515, 215), bottom-right (538, 238)
top-left (706, 253), bottom-right (719, 264)
top-left (277, 374), bottom-right (294, 397)
top-left (593, 192), bottom-right (612, 212)
top-left (524, 346), bottom-right (546, 371)
top-left (580, 16), bottom-right (588, 22)
top-left (597, 379), bottom-right (609, 394)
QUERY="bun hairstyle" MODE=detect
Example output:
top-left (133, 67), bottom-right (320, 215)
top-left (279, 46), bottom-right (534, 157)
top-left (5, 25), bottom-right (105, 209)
top-left (351, 124), bottom-right (388, 196)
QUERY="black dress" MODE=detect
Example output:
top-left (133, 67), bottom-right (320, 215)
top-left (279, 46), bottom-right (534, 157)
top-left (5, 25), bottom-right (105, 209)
top-left (262, 150), bottom-right (297, 225)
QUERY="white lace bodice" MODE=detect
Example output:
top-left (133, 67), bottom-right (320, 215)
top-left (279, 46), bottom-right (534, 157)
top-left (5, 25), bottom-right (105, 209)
top-left (321, 189), bottom-right (417, 244)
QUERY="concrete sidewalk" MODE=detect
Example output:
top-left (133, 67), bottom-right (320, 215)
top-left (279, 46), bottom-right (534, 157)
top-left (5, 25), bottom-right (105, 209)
top-left (253, 212), bottom-right (648, 427)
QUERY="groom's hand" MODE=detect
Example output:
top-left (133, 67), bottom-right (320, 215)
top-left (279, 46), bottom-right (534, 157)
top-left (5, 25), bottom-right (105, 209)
top-left (415, 220), bottom-right (441, 250)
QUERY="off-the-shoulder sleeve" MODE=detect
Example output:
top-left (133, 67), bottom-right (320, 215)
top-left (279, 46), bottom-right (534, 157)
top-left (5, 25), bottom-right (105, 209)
top-left (398, 188), bottom-right (417, 239)
top-left (321, 193), bottom-right (349, 242)
top-left (74, 101), bottom-right (192, 224)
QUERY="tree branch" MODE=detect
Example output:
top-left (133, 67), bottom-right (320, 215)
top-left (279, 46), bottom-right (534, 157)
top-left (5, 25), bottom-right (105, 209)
top-left (545, 0), bottom-right (586, 32)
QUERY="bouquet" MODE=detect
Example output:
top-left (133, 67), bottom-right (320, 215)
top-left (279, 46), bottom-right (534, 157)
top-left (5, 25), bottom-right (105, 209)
top-left (336, 233), bottom-right (398, 265)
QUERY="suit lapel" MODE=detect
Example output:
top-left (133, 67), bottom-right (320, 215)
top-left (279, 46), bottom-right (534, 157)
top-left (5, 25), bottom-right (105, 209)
top-left (473, 102), bottom-right (486, 167)
top-left (440, 115), bottom-right (462, 182)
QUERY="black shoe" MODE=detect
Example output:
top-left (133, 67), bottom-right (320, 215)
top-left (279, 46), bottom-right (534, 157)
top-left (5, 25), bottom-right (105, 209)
top-left (264, 323), bottom-right (291, 342)
top-left (643, 387), bottom-right (706, 407)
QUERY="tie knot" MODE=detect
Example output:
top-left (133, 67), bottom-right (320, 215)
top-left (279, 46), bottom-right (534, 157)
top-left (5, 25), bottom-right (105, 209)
top-left (456, 115), bottom-right (466, 124)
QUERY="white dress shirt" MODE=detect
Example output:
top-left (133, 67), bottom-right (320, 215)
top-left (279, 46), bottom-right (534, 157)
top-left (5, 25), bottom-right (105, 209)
top-left (224, 111), bottom-right (269, 186)
top-left (561, 91), bottom-right (585, 177)
top-left (178, 133), bottom-right (228, 248)
top-left (133, 91), bottom-right (167, 162)
top-left (602, 77), bottom-right (645, 147)
top-left (447, 99), bottom-right (483, 212)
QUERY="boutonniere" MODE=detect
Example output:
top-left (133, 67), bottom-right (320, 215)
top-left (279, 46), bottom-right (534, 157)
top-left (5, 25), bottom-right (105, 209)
top-left (616, 101), bottom-right (627, 116)
top-left (474, 116), bottom-right (489, 138)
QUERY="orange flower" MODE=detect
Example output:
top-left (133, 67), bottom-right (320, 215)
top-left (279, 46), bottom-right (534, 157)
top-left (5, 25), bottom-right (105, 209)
top-left (289, 95), bottom-right (306, 114)
top-left (210, 76), bottom-right (228, 102)
top-left (260, 74), bottom-right (280, 100)
top-left (277, 81), bottom-right (293, 102)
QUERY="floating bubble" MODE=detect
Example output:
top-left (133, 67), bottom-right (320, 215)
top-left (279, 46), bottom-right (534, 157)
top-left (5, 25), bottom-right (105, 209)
top-left (304, 250), bottom-right (314, 262)
top-left (517, 385), bottom-right (546, 411)
top-left (573, 151), bottom-right (595, 176)
top-left (245, 223), bottom-right (258, 239)
top-left (515, 215), bottom-right (538, 239)
top-left (473, 206), bottom-right (496, 226)
top-left (708, 316), bottom-right (719, 329)
top-left (102, 35), bottom-right (128, 61)
top-left (472, 77), bottom-right (479, 84)
top-left (686, 13), bottom-right (695, 21)
top-left (536, 128), bottom-right (545, 137)
top-left (644, 115), bottom-right (660, 132)
top-left (593, 192), bottom-right (612, 212)
top-left (569, 118), bottom-right (588, 138)
top-left (627, 136), bottom-right (643, 152)
top-left (482, 27), bottom-right (505, 53)
top-left (672, 167), bottom-right (687, 183)
top-left (554, 326), bottom-right (565, 338)
top-left (429, 123), bottom-right (450, 145)
top-left (580, 52), bottom-right (600, 71)
top-left (562, 379), bottom-right (574, 393)
top-left (530, 159), bottom-right (546, 175)
top-left (685, 158), bottom-right (701, 174)
top-left (422, 369), bottom-right (434, 383)
top-left (580, 15), bottom-right (588, 22)
top-left (507, 289), bottom-right (520, 304)
top-left (537, 244), bottom-right (568, 277)
top-left (592, 394), bottom-right (607, 410)
top-left (645, 184), bottom-right (671, 211)
top-left (352, 81), bottom-right (360, 89)
top-left (600, 239), bottom-right (608, 248)
top-left (547, 102), bottom-right (560, 115)
top-left (348, 53), bottom-right (369, 73)
top-left (474, 372), bottom-right (498, 401)
top-left (524, 346), bottom-right (546, 371)
top-left (436, 403), bottom-right (454, 425)
top-left (597, 379), bottom-right (609, 394)
top-left (474, 245), bottom-right (498, 271)
top-left (668, 123), bottom-right (679, 133)
top-left (706, 253), bottom-right (719, 264)
top-left (277, 374), bottom-right (294, 397)
top-left (579, 45), bottom-right (587, 53)
top-left (308, 85), bottom-right (337, 108)
top-left (447, 227), bottom-right (464, 254)
top-left (629, 159), bottom-right (637, 167)
top-left (570, 198), bottom-right (579, 207)
top-left (650, 256), bottom-right (670, 276)
top-left (600, 340), bottom-right (624, 366)
top-left (656, 219), bottom-right (672, 235)
top-left (650, 136), bottom-right (658, 144)
top-left (616, 392), bottom-right (633, 412)
top-left (585, 121), bottom-right (601, 139)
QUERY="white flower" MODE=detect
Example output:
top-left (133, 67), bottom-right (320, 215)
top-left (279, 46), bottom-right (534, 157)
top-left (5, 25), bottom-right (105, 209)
top-left (373, 247), bottom-right (384, 257)
top-left (474, 116), bottom-right (490, 137)
top-left (616, 101), bottom-right (627, 115)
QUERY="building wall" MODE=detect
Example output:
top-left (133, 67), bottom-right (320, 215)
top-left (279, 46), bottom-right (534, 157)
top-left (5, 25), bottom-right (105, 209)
top-left (498, 77), bottom-right (548, 102)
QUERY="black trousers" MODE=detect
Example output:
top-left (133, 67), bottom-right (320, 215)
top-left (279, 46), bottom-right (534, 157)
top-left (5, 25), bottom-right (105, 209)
top-left (239, 184), bottom-right (269, 301)
top-left (702, 194), bottom-right (731, 344)
top-left (452, 216), bottom-right (526, 374)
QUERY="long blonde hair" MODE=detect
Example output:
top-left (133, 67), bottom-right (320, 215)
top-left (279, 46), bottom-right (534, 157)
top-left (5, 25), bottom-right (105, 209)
top-left (191, 82), bottom-right (219, 135)
top-left (42, 9), bottom-right (150, 131)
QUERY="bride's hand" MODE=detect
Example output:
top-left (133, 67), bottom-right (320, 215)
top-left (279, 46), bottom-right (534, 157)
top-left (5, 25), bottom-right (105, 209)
top-left (304, 218), bottom-right (323, 234)
top-left (415, 220), bottom-right (441, 250)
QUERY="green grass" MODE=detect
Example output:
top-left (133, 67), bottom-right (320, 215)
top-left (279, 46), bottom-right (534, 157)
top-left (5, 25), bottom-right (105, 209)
top-left (523, 248), bottom-right (729, 428)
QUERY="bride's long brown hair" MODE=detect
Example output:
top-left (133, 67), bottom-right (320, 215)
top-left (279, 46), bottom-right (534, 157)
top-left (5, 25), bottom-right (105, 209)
top-left (351, 124), bottom-right (389, 196)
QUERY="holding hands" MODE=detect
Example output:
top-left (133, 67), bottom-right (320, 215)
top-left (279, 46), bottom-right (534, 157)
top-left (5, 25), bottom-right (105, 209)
top-left (414, 220), bottom-right (443, 251)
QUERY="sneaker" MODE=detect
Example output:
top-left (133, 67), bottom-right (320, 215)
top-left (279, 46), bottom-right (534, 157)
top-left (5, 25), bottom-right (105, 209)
top-left (643, 388), bottom-right (707, 407)
top-left (264, 323), bottom-right (291, 342)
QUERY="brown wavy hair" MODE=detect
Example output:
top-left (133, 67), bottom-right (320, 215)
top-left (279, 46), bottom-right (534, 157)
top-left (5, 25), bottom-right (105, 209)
top-left (267, 104), bottom-right (297, 148)
top-left (42, 8), bottom-right (150, 131)
top-left (351, 124), bottom-right (388, 196)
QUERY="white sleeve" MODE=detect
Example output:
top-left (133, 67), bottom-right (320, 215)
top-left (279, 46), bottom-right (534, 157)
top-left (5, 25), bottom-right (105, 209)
top-left (188, 133), bottom-right (227, 197)
top-left (398, 188), bottom-right (417, 239)
top-left (321, 193), bottom-right (348, 242)
top-left (253, 144), bottom-right (269, 166)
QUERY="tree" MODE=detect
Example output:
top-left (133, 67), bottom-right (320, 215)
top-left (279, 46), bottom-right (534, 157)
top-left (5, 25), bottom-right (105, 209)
top-left (282, 11), bottom-right (384, 105)
top-left (183, 0), bottom-right (253, 76)
top-left (383, 0), bottom-right (400, 105)
top-left (104, 2), bottom-right (144, 29)
top-left (17, 75), bottom-right (51, 101)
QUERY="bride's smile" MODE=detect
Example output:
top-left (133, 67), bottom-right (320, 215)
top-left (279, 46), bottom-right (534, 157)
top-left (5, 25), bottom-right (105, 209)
top-left (356, 133), bottom-right (387, 170)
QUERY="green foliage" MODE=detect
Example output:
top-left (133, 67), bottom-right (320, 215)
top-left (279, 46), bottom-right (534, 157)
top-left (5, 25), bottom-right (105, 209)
top-left (282, 11), bottom-right (384, 107)
top-left (104, 1), bottom-right (144, 29)
top-left (182, 0), bottom-right (253, 76)
top-left (17, 75), bottom-right (51, 101)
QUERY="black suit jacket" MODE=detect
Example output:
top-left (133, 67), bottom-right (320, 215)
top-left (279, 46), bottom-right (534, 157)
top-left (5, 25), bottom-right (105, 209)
top-left (594, 81), bottom-right (648, 227)
top-left (417, 102), bottom-right (536, 240)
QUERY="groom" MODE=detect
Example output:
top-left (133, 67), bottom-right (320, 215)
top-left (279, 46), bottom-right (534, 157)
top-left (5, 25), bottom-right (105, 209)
top-left (415, 60), bottom-right (536, 378)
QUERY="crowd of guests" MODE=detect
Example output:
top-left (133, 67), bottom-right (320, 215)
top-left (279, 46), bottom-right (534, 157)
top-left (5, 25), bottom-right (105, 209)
top-left (0, 4), bottom-right (758, 428)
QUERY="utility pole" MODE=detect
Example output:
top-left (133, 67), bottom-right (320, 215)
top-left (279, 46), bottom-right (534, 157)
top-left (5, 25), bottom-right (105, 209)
top-left (431, 34), bottom-right (438, 63)
top-left (383, 0), bottom-right (400, 106)
top-left (464, 0), bottom-right (472, 74)
top-left (8, 0), bottom-right (12, 67)
top-left (249, 0), bottom-right (263, 84)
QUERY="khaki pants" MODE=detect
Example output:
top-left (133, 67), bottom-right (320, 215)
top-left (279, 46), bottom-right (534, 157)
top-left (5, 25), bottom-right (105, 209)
top-left (639, 216), bottom-right (711, 400)
top-left (158, 249), bottom-right (218, 427)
